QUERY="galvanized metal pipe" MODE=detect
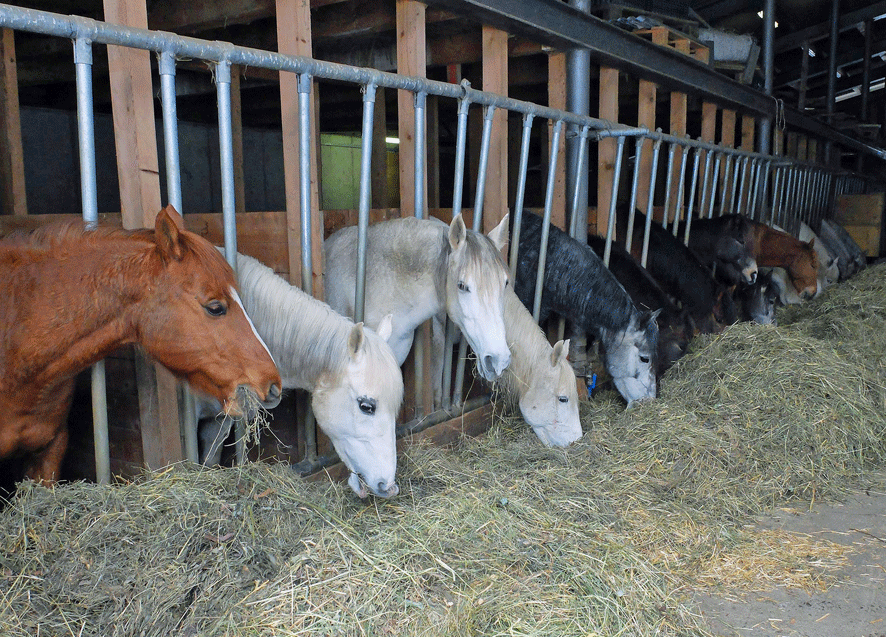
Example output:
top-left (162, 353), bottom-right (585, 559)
top-left (721, 153), bottom-right (735, 215)
top-left (509, 113), bottom-right (535, 281)
top-left (624, 136), bottom-right (645, 254)
top-left (354, 83), bottom-right (377, 325)
top-left (661, 142), bottom-right (677, 230)
top-left (568, 125), bottom-right (590, 238)
top-left (640, 137), bottom-right (663, 268)
top-left (413, 91), bottom-right (427, 219)
top-left (602, 136), bottom-right (626, 267)
top-left (532, 119), bottom-right (563, 322)
top-left (671, 143), bottom-right (690, 236)
top-left (682, 146), bottom-right (703, 246)
top-left (735, 156), bottom-right (750, 217)
top-left (706, 152), bottom-right (722, 219)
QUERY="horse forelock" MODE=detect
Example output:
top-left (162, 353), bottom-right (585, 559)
top-left (449, 229), bottom-right (508, 295)
top-left (172, 231), bottom-right (236, 293)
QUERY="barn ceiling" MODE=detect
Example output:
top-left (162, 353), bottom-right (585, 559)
top-left (4, 0), bottom-right (886, 161)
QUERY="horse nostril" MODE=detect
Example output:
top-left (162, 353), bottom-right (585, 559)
top-left (483, 355), bottom-right (494, 372)
top-left (269, 383), bottom-right (281, 401)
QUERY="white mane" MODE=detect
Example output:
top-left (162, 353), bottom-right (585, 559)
top-left (233, 252), bottom-right (402, 407)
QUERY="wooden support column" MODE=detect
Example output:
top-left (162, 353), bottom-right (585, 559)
top-left (596, 66), bottom-right (618, 238)
top-left (696, 46), bottom-right (717, 216)
top-left (276, 0), bottom-right (323, 296)
top-left (104, 0), bottom-right (181, 468)
top-left (547, 51), bottom-right (567, 230)
top-left (635, 28), bottom-right (667, 213)
top-left (667, 38), bottom-right (689, 225)
top-left (396, 0), bottom-right (426, 218)
top-left (481, 25), bottom-right (507, 232)
top-left (0, 29), bottom-right (26, 216)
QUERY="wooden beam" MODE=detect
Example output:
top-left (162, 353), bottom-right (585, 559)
top-left (481, 25), bottom-right (507, 233)
top-left (396, 0), bottom-right (426, 218)
top-left (596, 66), bottom-right (618, 238)
top-left (0, 29), bottom-right (26, 217)
top-left (276, 0), bottom-right (324, 297)
top-left (103, 0), bottom-right (182, 469)
top-left (547, 51), bottom-right (567, 230)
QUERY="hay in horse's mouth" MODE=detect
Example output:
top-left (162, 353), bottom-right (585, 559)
top-left (223, 387), bottom-right (273, 448)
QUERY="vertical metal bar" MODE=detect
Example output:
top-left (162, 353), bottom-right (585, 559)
top-left (75, 37), bottom-right (109, 485)
top-left (532, 119), bottom-right (563, 322)
top-left (682, 146), bottom-right (703, 246)
top-left (640, 137), bottom-right (663, 268)
top-left (720, 153), bottom-right (734, 215)
top-left (354, 83), bottom-right (376, 325)
top-left (453, 104), bottom-right (497, 406)
top-left (568, 125), bottom-right (590, 238)
top-left (672, 143), bottom-right (689, 237)
top-left (296, 72), bottom-right (318, 463)
top-left (727, 154), bottom-right (741, 215)
top-left (602, 135), bottom-right (626, 267)
top-left (759, 160), bottom-right (773, 223)
top-left (509, 113), bottom-right (534, 280)
top-left (735, 156), bottom-right (750, 216)
top-left (215, 59), bottom-right (248, 465)
top-left (749, 159), bottom-right (763, 221)
top-left (769, 164), bottom-right (782, 226)
top-left (661, 142), bottom-right (677, 230)
top-left (160, 50), bottom-right (197, 464)
top-left (445, 95), bottom-right (470, 409)
top-left (413, 91), bottom-right (426, 219)
top-left (706, 151), bottom-right (722, 219)
top-left (624, 136), bottom-right (645, 253)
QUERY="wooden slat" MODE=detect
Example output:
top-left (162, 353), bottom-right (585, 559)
top-left (276, 0), bottom-right (324, 297)
top-left (0, 29), bottom-right (26, 216)
top-left (596, 66), bottom-right (619, 238)
top-left (396, 0), bottom-right (426, 219)
top-left (547, 51), bottom-right (567, 230)
top-left (104, 0), bottom-right (182, 469)
top-left (481, 25), bottom-right (508, 233)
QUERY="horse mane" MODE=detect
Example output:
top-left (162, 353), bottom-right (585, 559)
top-left (234, 252), bottom-right (402, 406)
top-left (490, 289), bottom-right (554, 404)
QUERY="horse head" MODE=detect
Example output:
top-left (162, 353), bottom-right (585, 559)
top-left (518, 339), bottom-right (582, 447)
top-left (444, 214), bottom-right (511, 381)
top-left (601, 308), bottom-right (659, 405)
top-left (788, 237), bottom-right (820, 299)
top-left (141, 206), bottom-right (282, 417)
top-left (313, 314), bottom-right (404, 499)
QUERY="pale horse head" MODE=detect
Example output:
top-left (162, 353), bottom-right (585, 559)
top-left (601, 309), bottom-right (660, 406)
top-left (518, 339), bottom-right (582, 447)
top-left (444, 214), bottom-right (512, 382)
top-left (311, 314), bottom-right (405, 499)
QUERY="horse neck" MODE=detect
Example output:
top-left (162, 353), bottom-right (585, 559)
top-left (3, 238), bottom-right (152, 388)
top-left (235, 254), bottom-right (349, 391)
top-left (497, 290), bottom-right (553, 401)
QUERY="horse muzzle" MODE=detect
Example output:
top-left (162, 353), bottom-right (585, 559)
top-left (478, 352), bottom-right (511, 382)
top-left (348, 472), bottom-right (399, 499)
top-left (226, 383), bottom-right (282, 419)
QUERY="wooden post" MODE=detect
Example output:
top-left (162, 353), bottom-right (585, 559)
top-left (396, 0), bottom-right (426, 218)
top-left (696, 46), bottom-right (717, 216)
top-left (635, 28), bottom-right (667, 213)
top-left (547, 51), bottom-right (567, 230)
top-left (0, 28), bottom-right (26, 216)
top-left (597, 66), bottom-right (618, 238)
top-left (276, 0), bottom-right (323, 297)
top-left (482, 25), bottom-right (507, 232)
top-left (103, 0), bottom-right (182, 468)
top-left (667, 37), bottom-right (689, 225)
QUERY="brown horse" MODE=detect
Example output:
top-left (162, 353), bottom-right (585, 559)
top-left (0, 205), bottom-right (281, 484)
top-left (748, 221), bottom-right (819, 299)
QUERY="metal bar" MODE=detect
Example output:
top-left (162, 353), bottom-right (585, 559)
top-left (509, 113), bottom-right (534, 281)
top-left (75, 37), bottom-right (110, 486)
top-left (532, 119), bottom-right (563, 322)
top-left (413, 91), bottom-right (427, 219)
top-left (735, 156), bottom-right (750, 217)
top-left (354, 83), bottom-right (377, 325)
top-left (661, 142), bottom-right (677, 230)
top-left (568, 125), bottom-right (590, 238)
top-left (624, 136), bottom-right (645, 254)
top-left (602, 136), bottom-right (626, 267)
top-left (706, 151), bottom-right (722, 219)
top-left (640, 137), bottom-right (663, 268)
top-left (672, 144), bottom-right (690, 237)
top-left (683, 146), bottom-right (703, 246)
top-left (472, 105), bottom-right (496, 231)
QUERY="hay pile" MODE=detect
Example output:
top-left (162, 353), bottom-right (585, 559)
top-left (1, 266), bottom-right (885, 637)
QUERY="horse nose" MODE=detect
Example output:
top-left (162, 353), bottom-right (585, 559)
top-left (377, 480), bottom-right (399, 498)
top-left (264, 383), bottom-right (282, 408)
top-left (749, 270), bottom-right (757, 284)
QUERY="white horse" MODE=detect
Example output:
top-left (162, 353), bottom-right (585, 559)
top-left (430, 286), bottom-right (582, 447)
top-left (493, 288), bottom-right (583, 446)
top-left (324, 214), bottom-right (512, 381)
top-left (199, 251), bottom-right (404, 499)
top-left (799, 221), bottom-right (840, 292)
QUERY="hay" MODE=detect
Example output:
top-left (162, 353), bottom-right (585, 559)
top-left (1, 266), bottom-right (885, 636)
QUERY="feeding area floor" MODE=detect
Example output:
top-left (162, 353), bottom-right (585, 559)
top-left (1, 264), bottom-right (886, 636)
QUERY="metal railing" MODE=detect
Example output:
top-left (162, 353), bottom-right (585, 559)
top-left (0, 3), bottom-right (879, 479)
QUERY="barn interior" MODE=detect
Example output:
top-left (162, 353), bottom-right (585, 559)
top-left (0, 0), bottom-right (885, 488)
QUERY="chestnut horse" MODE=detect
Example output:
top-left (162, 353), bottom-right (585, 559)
top-left (0, 206), bottom-right (282, 484)
top-left (748, 221), bottom-right (819, 299)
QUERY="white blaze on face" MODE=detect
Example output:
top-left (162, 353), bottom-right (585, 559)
top-left (230, 287), bottom-right (275, 366)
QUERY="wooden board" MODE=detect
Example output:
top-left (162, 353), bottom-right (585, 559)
top-left (834, 192), bottom-right (885, 257)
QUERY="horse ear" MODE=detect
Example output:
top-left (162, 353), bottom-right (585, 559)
top-left (376, 314), bottom-right (394, 342)
top-left (649, 308), bottom-right (662, 323)
top-left (155, 205), bottom-right (186, 261)
top-left (449, 214), bottom-right (467, 250)
top-left (486, 213), bottom-right (510, 251)
top-left (551, 339), bottom-right (569, 366)
top-left (348, 322), bottom-right (366, 358)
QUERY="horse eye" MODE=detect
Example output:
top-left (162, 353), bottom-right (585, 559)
top-left (457, 281), bottom-right (470, 293)
top-left (204, 300), bottom-right (227, 317)
top-left (358, 397), bottom-right (376, 415)
top-left (558, 395), bottom-right (568, 403)
top-left (639, 355), bottom-right (650, 364)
